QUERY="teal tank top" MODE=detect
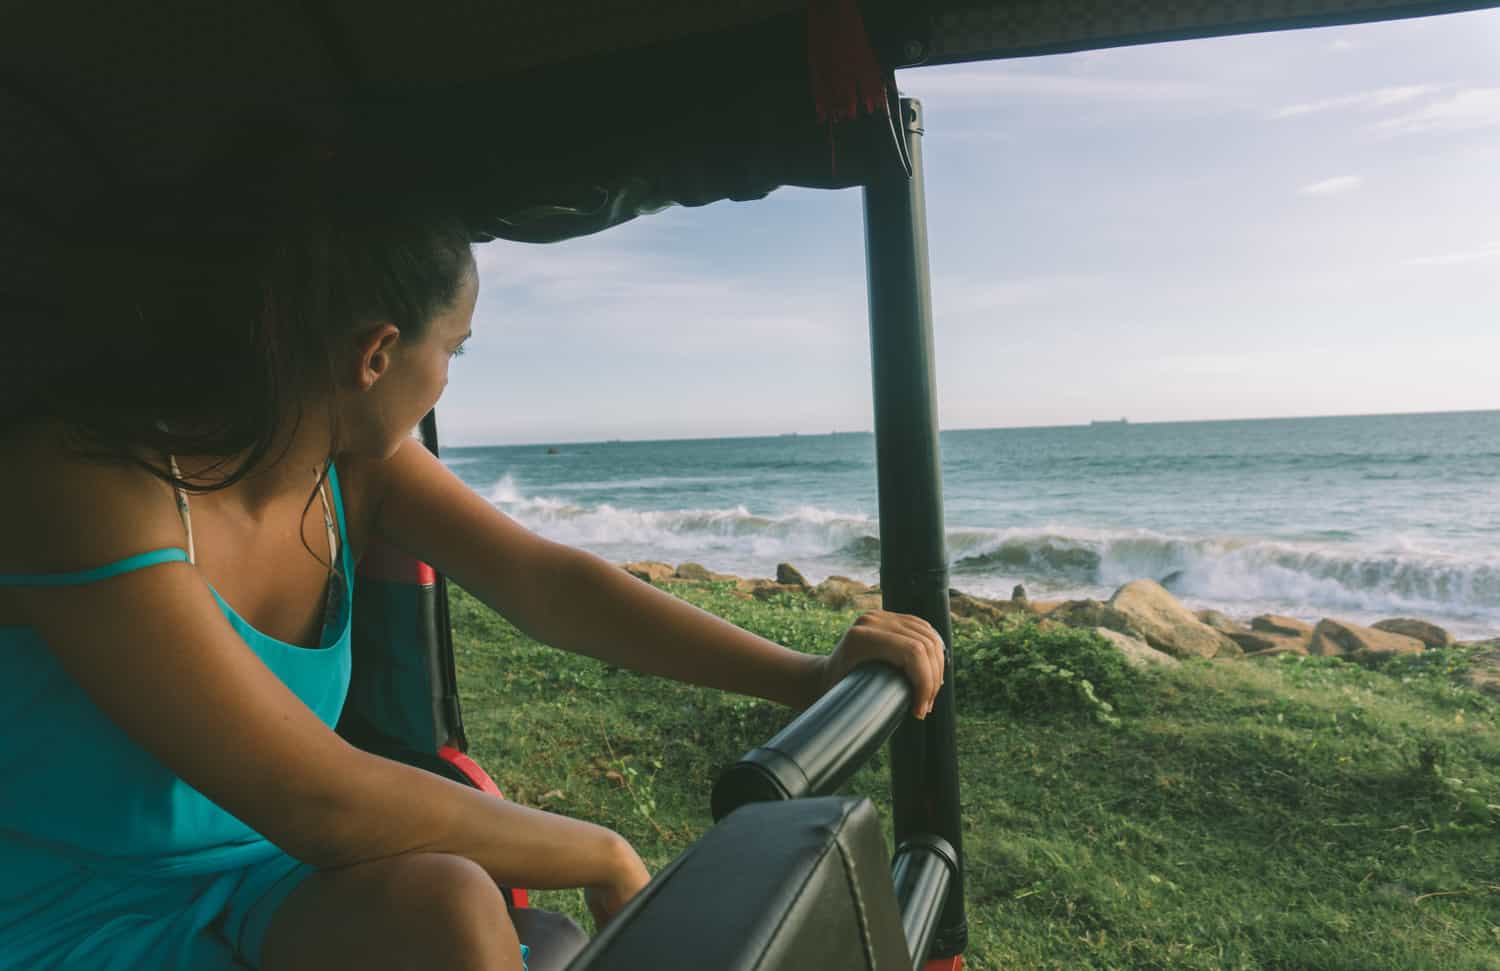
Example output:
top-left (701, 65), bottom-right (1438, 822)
top-left (0, 464), bottom-right (353, 885)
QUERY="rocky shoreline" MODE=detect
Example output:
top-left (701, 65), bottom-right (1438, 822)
top-left (621, 560), bottom-right (1500, 697)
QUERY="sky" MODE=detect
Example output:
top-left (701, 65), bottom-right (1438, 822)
top-left (442, 8), bottom-right (1500, 446)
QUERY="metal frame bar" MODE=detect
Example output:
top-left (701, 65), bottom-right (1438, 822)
top-left (862, 96), bottom-right (966, 959)
top-left (892, 834), bottom-right (960, 971)
top-left (419, 409), bottom-right (469, 751)
top-left (711, 663), bottom-right (910, 820)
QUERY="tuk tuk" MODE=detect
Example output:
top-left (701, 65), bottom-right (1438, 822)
top-left (4, 2), bottom-right (1494, 967)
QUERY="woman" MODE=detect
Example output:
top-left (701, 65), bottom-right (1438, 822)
top-left (0, 134), bottom-right (945, 970)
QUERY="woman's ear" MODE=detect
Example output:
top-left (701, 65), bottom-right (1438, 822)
top-left (356, 323), bottom-right (402, 390)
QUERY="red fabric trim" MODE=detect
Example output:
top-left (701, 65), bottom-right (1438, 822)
top-left (438, 745), bottom-right (529, 909)
top-left (807, 0), bottom-right (888, 125)
top-left (438, 744), bottom-right (502, 796)
top-left (924, 957), bottom-right (963, 971)
top-left (356, 540), bottom-right (436, 584)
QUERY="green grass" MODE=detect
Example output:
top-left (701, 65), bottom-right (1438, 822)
top-left (449, 582), bottom-right (1500, 970)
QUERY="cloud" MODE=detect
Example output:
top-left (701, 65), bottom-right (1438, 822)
top-left (900, 66), bottom-right (1217, 103)
top-left (1328, 39), bottom-right (1358, 53)
top-left (933, 127), bottom-right (1019, 146)
top-left (476, 239), bottom-right (724, 309)
top-left (1300, 175), bottom-right (1362, 196)
top-left (934, 274), bottom-right (1099, 316)
top-left (1373, 87), bottom-right (1500, 135)
top-left (471, 233), bottom-right (862, 352)
top-left (1404, 242), bottom-right (1500, 266)
top-left (1271, 84), bottom-right (1438, 119)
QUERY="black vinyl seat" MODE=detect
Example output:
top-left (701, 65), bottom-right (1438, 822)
top-left (568, 797), bottom-right (911, 971)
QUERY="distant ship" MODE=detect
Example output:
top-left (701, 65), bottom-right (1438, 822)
top-left (1090, 418), bottom-right (1129, 426)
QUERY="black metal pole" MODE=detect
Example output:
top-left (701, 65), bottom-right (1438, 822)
top-left (711, 663), bottom-right (910, 821)
top-left (892, 834), bottom-right (959, 971)
top-left (419, 409), bottom-right (468, 752)
top-left (862, 97), bottom-right (966, 959)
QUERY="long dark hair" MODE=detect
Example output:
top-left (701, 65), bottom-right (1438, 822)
top-left (11, 120), bottom-right (475, 495)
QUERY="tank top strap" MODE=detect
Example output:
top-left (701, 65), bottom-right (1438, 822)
top-left (167, 455), bottom-right (197, 565)
top-left (166, 456), bottom-right (340, 573)
top-left (323, 460), bottom-right (349, 574)
top-left (0, 548), bottom-right (191, 587)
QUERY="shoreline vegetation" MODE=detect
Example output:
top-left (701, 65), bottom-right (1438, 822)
top-left (615, 561), bottom-right (1500, 688)
top-left (449, 564), bottom-right (1500, 970)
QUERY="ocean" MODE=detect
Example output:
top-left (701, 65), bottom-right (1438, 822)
top-left (440, 410), bottom-right (1500, 640)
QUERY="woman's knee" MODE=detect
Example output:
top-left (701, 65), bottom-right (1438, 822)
top-left (264, 852), bottom-right (519, 971)
top-left (372, 853), bottom-right (517, 953)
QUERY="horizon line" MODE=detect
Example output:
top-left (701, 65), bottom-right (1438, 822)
top-left (442, 405), bottom-right (1500, 450)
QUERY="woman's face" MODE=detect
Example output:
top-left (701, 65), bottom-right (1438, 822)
top-left (348, 267), bottom-right (480, 458)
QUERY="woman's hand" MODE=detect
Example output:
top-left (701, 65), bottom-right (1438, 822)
top-left (584, 836), bottom-right (652, 931)
top-left (815, 611), bottom-right (946, 719)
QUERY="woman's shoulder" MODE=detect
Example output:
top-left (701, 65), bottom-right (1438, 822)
top-left (0, 420), bottom-right (183, 575)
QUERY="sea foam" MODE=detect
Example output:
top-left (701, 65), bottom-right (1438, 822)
top-left (483, 474), bottom-right (1500, 635)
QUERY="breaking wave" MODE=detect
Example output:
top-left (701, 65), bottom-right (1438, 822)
top-left (484, 475), bottom-right (1500, 631)
top-left (947, 528), bottom-right (1500, 619)
top-left (486, 475), bottom-right (874, 560)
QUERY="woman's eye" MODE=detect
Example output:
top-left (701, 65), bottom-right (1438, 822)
top-left (450, 345), bottom-right (467, 358)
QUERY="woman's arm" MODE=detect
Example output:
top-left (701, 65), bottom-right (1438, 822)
top-left (364, 440), bottom-right (945, 716)
top-left (19, 558), bottom-right (646, 895)
top-left (1, 448), bottom-right (647, 905)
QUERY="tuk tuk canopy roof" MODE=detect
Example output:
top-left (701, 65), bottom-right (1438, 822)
top-left (921, 0), bottom-right (1500, 63)
top-left (2, 0), bottom-right (1496, 306)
